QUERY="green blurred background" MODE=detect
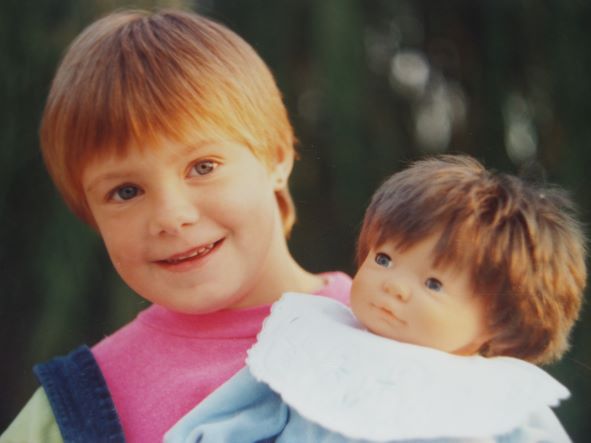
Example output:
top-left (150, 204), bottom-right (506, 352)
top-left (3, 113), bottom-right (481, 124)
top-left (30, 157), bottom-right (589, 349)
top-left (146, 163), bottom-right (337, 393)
top-left (1, 0), bottom-right (590, 439)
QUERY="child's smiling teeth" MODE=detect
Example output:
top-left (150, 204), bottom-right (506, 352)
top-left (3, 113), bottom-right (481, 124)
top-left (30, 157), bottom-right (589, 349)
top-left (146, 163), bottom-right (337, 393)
top-left (166, 243), bottom-right (215, 264)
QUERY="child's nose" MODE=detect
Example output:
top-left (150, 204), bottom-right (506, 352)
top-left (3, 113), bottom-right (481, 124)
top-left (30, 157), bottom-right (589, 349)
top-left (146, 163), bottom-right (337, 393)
top-left (383, 277), bottom-right (411, 302)
top-left (149, 191), bottom-right (200, 236)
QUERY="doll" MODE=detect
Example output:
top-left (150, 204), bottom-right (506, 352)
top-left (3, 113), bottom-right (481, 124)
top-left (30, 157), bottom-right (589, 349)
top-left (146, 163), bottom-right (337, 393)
top-left (166, 155), bottom-right (586, 443)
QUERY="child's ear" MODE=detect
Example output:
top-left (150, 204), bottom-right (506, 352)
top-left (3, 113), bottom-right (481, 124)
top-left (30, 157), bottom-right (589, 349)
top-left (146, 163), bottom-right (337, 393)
top-left (270, 148), bottom-right (294, 191)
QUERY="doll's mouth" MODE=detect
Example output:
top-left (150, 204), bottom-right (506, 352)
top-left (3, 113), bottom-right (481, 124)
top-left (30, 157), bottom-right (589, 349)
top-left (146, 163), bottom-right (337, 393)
top-left (373, 303), bottom-right (406, 325)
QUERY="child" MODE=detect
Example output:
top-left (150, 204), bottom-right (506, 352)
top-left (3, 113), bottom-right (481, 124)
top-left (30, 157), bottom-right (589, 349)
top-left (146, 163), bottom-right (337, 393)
top-left (0, 9), bottom-right (351, 443)
top-left (165, 155), bottom-right (587, 442)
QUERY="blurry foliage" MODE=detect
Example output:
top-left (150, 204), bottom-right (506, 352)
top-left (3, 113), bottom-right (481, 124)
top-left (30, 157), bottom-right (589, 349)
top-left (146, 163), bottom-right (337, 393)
top-left (1, 0), bottom-right (590, 440)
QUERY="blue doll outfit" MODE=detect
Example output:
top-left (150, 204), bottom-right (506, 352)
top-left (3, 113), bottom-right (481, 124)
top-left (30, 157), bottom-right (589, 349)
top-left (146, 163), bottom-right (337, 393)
top-left (165, 293), bottom-right (572, 443)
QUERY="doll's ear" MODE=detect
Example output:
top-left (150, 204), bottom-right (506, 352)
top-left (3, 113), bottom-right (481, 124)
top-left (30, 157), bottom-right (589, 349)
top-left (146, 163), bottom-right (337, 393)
top-left (473, 330), bottom-right (496, 357)
top-left (270, 147), bottom-right (294, 191)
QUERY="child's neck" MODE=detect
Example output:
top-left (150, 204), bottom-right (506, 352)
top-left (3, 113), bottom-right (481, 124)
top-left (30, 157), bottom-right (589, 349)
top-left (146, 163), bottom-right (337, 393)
top-left (231, 237), bottom-right (325, 309)
top-left (280, 258), bottom-right (326, 294)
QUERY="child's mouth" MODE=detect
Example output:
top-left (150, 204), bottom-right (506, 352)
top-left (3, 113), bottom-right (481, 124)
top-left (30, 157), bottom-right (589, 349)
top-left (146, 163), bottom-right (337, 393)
top-left (165, 244), bottom-right (214, 263)
top-left (158, 239), bottom-right (224, 266)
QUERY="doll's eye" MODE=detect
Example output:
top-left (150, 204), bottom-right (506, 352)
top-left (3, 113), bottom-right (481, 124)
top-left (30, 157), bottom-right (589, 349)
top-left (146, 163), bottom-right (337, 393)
top-left (425, 277), bottom-right (443, 292)
top-left (191, 160), bottom-right (218, 176)
top-left (374, 252), bottom-right (392, 268)
top-left (112, 185), bottom-right (141, 201)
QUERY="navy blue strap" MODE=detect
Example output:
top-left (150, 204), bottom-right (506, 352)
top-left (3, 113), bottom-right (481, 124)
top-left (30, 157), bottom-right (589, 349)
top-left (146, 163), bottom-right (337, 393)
top-left (34, 345), bottom-right (125, 442)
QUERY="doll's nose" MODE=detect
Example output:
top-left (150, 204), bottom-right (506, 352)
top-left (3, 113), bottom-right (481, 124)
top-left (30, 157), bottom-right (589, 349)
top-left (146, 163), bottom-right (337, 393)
top-left (383, 278), bottom-right (411, 302)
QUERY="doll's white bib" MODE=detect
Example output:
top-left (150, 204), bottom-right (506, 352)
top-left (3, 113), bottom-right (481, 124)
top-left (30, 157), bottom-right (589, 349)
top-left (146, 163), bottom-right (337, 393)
top-left (246, 293), bottom-right (569, 441)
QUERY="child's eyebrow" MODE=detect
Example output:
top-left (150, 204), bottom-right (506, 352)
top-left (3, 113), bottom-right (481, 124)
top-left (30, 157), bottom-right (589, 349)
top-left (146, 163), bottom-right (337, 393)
top-left (84, 141), bottom-right (219, 192)
top-left (85, 172), bottom-right (133, 193)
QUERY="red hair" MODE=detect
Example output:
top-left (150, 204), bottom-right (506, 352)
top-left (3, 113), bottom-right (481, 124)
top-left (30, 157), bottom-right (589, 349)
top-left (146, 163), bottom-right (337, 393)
top-left (41, 9), bottom-right (296, 233)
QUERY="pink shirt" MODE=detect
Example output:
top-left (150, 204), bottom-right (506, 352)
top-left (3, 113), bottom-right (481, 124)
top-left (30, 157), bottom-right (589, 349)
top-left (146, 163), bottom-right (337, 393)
top-left (92, 272), bottom-right (351, 442)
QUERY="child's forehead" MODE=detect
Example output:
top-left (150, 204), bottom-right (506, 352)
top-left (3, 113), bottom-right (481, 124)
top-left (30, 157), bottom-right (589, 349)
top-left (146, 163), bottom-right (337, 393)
top-left (80, 133), bottom-right (274, 189)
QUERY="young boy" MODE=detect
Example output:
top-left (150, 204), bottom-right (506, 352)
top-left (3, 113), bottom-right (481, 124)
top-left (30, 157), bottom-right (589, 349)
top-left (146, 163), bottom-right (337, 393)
top-left (0, 9), bottom-right (352, 442)
top-left (166, 155), bottom-right (587, 442)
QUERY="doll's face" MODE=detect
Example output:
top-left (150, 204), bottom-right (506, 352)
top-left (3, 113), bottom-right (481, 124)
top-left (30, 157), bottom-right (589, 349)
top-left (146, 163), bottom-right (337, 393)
top-left (350, 233), bottom-right (489, 355)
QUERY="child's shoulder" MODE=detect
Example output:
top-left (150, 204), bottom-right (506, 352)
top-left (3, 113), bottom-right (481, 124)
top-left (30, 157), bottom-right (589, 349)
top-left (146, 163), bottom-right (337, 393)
top-left (92, 307), bottom-right (150, 356)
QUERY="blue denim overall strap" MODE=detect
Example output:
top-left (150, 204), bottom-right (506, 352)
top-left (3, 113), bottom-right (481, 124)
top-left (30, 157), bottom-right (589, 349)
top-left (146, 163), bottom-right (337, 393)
top-left (33, 345), bottom-right (125, 442)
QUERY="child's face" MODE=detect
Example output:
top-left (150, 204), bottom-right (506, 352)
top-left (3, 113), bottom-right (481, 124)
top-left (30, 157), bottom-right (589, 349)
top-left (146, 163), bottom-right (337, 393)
top-left (82, 136), bottom-right (291, 313)
top-left (350, 233), bottom-right (489, 355)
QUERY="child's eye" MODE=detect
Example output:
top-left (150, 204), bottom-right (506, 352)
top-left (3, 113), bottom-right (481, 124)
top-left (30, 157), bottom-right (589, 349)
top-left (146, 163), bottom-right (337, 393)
top-left (374, 252), bottom-right (392, 268)
top-left (190, 160), bottom-right (218, 176)
top-left (425, 277), bottom-right (443, 292)
top-left (111, 185), bottom-right (141, 202)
